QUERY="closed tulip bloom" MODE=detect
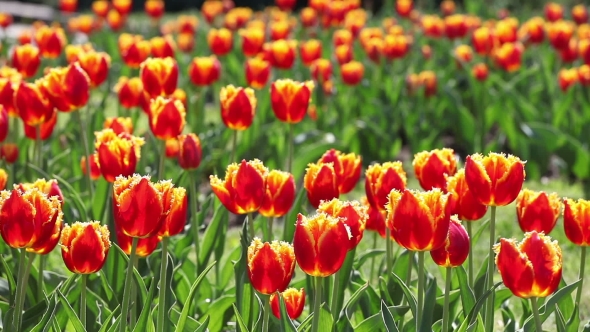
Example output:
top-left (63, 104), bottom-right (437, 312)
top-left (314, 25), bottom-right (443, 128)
top-left (92, 0), bottom-right (109, 17)
top-left (94, 129), bottom-right (145, 182)
top-left (177, 15), bottom-right (198, 34)
top-left (14, 81), bottom-right (53, 126)
top-left (0, 188), bottom-right (63, 254)
top-left (383, 35), bottom-right (410, 59)
top-left (387, 189), bottom-right (452, 251)
top-left (145, 0), bottom-right (164, 19)
top-left (165, 138), bottom-right (179, 159)
top-left (430, 216), bottom-right (469, 267)
top-left (208, 28), bottom-right (233, 56)
top-left (395, 0), bottom-right (413, 17)
top-left (0, 106), bottom-right (7, 142)
top-left (60, 221), bottom-right (111, 274)
top-left (545, 2), bottom-right (563, 22)
top-left (495, 18), bottom-right (518, 44)
top-left (0, 169), bottom-right (6, 190)
top-left (155, 181), bottom-right (188, 237)
top-left (220, 85), bottom-right (257, 130)
top-left (270, 20), bottom-right (290, 41)
top-left (140, 57), bottom-right (179, 98)
top-left (42, 63), bottom-right (90, 112)
top-left (547, 21), bottom-right (574, 50)
top-left (293, 213), bottom-right (350, 277)
top-left (300, 40), bottom-right (322, 66)
top-left (465, 152), bottom-right (526, 206)
top-left (113, 0), bottom-right (132, 14)
top-left (247, 238), bottom-right (295, 294)
top-left (202, 0), bottom-right (224, 24)
top-left (270, 288), bottom-right (305, 319)
top-left (189, 56), bottom-right (221, 86)
top-left (77, 51), bottom-right (111, 88)
top-left (304, 162), bottom-right (339, 208)
top-left (177, 133), bottom-right (202, 170)
top-left (11, 44), bottom-right (41, 78)
top-left (34, 26), bottom-right (66, 59)
top-left (0, 77), bottom-right (19, 117)
top-left (265, 40), bottom-right (297, 70)
top-left (578, 65), bottom-right (590, 86)
top-left (319, 149), bottom-right (362, 194)
top-left (413, 148), bottom-right (457, 191)
top-left (119, 34), bottom-right (151, 68)
top-left (564, 198), bottom-right (590, 246)
top-left (494, 42), bottom-right (524, 72)
top-left (275, 0), bottom-right (296, 11)
top-left (104, 117), bottom-right (133, 135)
top-left (245, 57), bottom-right (271, 89)
top-left (113, 175), bottom-right (164, 238)
top-left (115, 77), bottom-right (144, 109)
top-left (472, 63), bottom-right (489, 81)
top-left (24, 109), bottom-right (58, 140)
top-left (149, 97), bottom-right (186, 140)
top-left (18, 178), bottom-right (64, 205)
top-left (341, 61), bottom-right (364, 85)
top-left (177, 33), bottom-right (195, 53)
top-left (210, 159), bottom-right (268, 214)
top-left (495, 231), bottom-right (562, 298)
top-left (150, 36), bottom-right (176, 59)
top-left (561, 38), bottom-right (579, 63)
top-left (106, 9), bottom-right (125, 31)
top-left (559, 67), bottom-right (579, 91)
top-left (573, 5), bottom-right (588, 25)
top-left (516, 190), bottom-right (561, 234)
top-left (335, 44), bottom-right (353, 65)
top-left (81, 154), bottom-right (101, 180)
top-left (0, 13), bottom-right (13, 28)
top-left (446, 169), bottom-right (487, 221)
top-left (318, 198), bottom-right (368, 249)
top-left (240, 28), bottom-right (265, 57)
top-left (116, 229), bottom-right (160, 257)
top-left (444, 14), bottom-right (469, 39)
top-left (260, 170), bottom-right (296, 218)
top-left (270, 79), bottom-right (314, 123)
top-left (310, 59), bottom-right (332, 83)
top-left (365, 162), bottom-right (407, 211)
top-left (1, 144), bottom-right (18, 164)
top-left (519, 17), bottom-right (545, 45)
top-left (361, 197), bottom-right (387, 238)
top-left (471, 27), bottom-right (497, 55)
top-left (301, 7), bottom-right (317, 27)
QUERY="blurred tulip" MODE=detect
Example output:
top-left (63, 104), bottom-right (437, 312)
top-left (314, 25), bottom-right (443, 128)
top-left (579, 65), bottom-right (590, 86)
top-left (363, 37), bottom-right (384, 63)
top-left (81, 154), bottom-right (101, 180)
top-left (0, 13), bottom-right (13, 28)
top-left (413, 148), bottom-right (457, 191)
top-left (188, 56), bottom-right (221, 86)
top-left (59, 0), bottom-right (78, 13)
top-left (178, 15), bottom-right (198, 34)
top-left (240, 28), bottom-right (265, 57)
top-left (104, 117), bottom-right (133, 135)
top-left (300, 39), bottom-right (322, 66)
top-left (0, 169), bottom-right (6, 190)
top-left (516, 189), bottom-right (561, 234)
top-left (430, 216), bottom-right (469, 267)
top-left (145, 0), bottom-right (164, 20)
top-left (220, 85), bottom-right (257, 130)
top-left (23, 109), bottom-right (57, 140)
top-left (270, 288), bottom-right (305, 319)
top-left (383, 35), bottom-right (410, 59)
top-left (472, 63), bottom-right (489, 81)
top-left (454, 44), bottom-right (473, 66)
top-left (259, 170), bottom-right (296, 218)
top-left (245, 57), bottom-right (271, 89)
top-left (564, 198), bottom-right (590, 246)
top-left (495, 231), bottom-right (562, 298)
top-left (396, 0), bottom-right (413, 18)
top-left (1, 143), bottom-right (18, 164)
top-left (92, 0), bottom-right (109, 17)
top-left (310, 59), bottom-right (332, 82)
top-left (465, 152), bottom-right (525, 206)
top-left (318, 149), bottom-right (362, 194)
top-left (113, 0), bottom-right (132, 15)
top-left (422, 15), bottom-right (445, 38)
top-left (547, 20), bottom-right (574, 50)
top-left (210, 159), bottom-right (268, 214)
top-left (60, 221), bottom-right (111, 274)
top-left (341, 61), bottom-right (364, 85)
top-left (247, 238), bottom-right (295, 294)
top-left (544, 2), bottom-right (563, 22)
top-left (94, 129), bottom-right (145, 182)
top-left (208, 28), bottom-right (233, 56)
top-left (558, 68), bottom-right (578, 91)
top-left (445, 14), bottom-right (469, 39)
top-left (335, 44), bottom-right (353, 65)
top-left (267, 39), bottom-right (297, 69)
top-left (361, 197), bottom-right (387, 237)
top-left (140, 57), bottom-right (179, 98)
top-left (34, 26), bottom-right (66, 59)
top-left (14, 81), bottom-right (53, 126)
top-left (106, 9), bottom-right (126, 31)
top-left (116, 229), bottom-right (160, 257)
top-left (446, 169), bottom-right (487, 221)
top-left (304, 162), bottom-right (339, 208)
top-left (77, 51), bottom-right (111, 88)
top-left (301, 7), bottom-right (318, 28)
top-left (519, 17), bottom-right (545, 44)
top-left (561, 38), bottom-right (579, 63)
top-left (418, 71), bottom-right (437, 97)
top-left (150, 36), bottom-right (176, 58)
top-left (293, 213), bottom-right (349, 277)
top-left (318, 198), bottom-right (368, 249)
top-left (42, 63), bottom-right (90, 112)
top-left (495, 18), bottom-right (518, 44)
top-left (149, 97), bottom-right (185, 140)
top-left (177, 32), bottom-right (195, 53)
top-left (0, 106), bottom-right (7, 142)
top-left (270, 79), bottom-right (314, 123)
top-left (202, 0), bottom-right (224, 24)
top-left (115, 77), bottom-right (144, 109)
top-left (119, 34), bottom-right (151, 68)
top-left (0, 76), bottom-right (19, 117)
top-left (11, 44), bottom-right (41, 78)
top-left (440, 0), bottom-right (455, 16)
top-left (494, 42), bottom-right (524, 72)
top-left (177, 133), bottom-right (202, 170)
top-left (573, 5), bottom-right (588, 25)
top-left (365, 162), bottom-right (406, 211)
top-left (270, 20), bottom-right (291, 41)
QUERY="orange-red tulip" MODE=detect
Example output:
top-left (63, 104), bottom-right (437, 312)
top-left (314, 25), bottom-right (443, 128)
top-left (106, 9), bottom-right (126, 31)
top-left (293, 213), bottom-right (350, 277)
top-left (494, 42), bottom-right (524, 72)
top-left (472, 63), bottom-right (489, 81)
top-left (0, 106), bottom-right (7, 142)
top-left (11, 44), bottom-right (41, 78)
top-left (383, 35), bottom-right (410, 59)
top-left (275, 0), bottom-right (296, 11)
top-left (60, 221), bottom-right (111, 274)
top-left (301, 8), bottom-right (318, 28)
top-left (115, 77), bottom-right (144, 109)
top-left (14, 81), bottom-right (53, 126)
top-left (81, 154), bottom-right (101, 180)
top-left (318, 198), bottom-right (368, 249)
top-left (270, 79), bottom-right (314, 123)
top-left (150, 36), bottom-right (176, 58)
top-left (0, 13), bottom-right (13, 28)
top-left (202, 0), bottom-right (224, 24)
top-left (270, 20), bottom-right (290, 41)
top-left (245, 57), bottom-right (271, 89)
top-left (247, 238), bottom-right (295, 294)
top-left (154, 181), bottom-right (188, 237)
top-left (446, 169), bottom-right (487, 221)
top-left (267, 39), bottom-right (297, 69)
top-left (23, 109), bottom-right (57, 140)
top-left (210, 159), bottom-right (268, 214)
top-left (34, 26), bottom-right (66, 59)
top-left (547, 20), bottom-right (574, 50)
top-left (145, 0), bottom-right (164, 19)
top-left (544, 2), bottom-right (563, 22)
top-left (17, 30), bottom-right (33, 45)
top-left (413, 149), bottom-right (457, 191)
top-left (104, 117), bottom-right (133, 135)
top-left (318, 149), bottom-right (361, 194)
top-left (149, 97), bottom-right (186, 140)
top-left (92, 0), bottom-right (110, 17)
top-left (430, 216), bottom-right (469, 267)
top-left (177, 15), bottom-right (198, 34)
top-left (94, 129), bottom-right (145, 182)
top-left (304, 162), bottom-right (339, 208)
top-left (177, 33), bottom-right (195, 53)
top-left (240, 28), bottom-right (265, 57)
top-left (386, 189), bottom-right (452, 251)
top-left (563, 198), bottom-right (590, 246)
top-left (113, 0), bottom-right (132, 15)
top-left (519, 17), bottom-right (545, 44)
top-left (300, 40), bottom-right (322, 66)
top-left (220, 85), bottom-right (257, 130)
top-left (418, 71), bottom-right (437, 97)
top-left (561, 38), bottom-right (579, 63)
top-left (465, 153), bottom-right (525, 207)
top-left (495, 18), bottom-right (518, 44)
top-left (335, 44), bottom-right (353, 65)
top-left (361, 197), bottom-right (386, 238)
top-left (270, 288), bottom-right (305, 319)
top-left (119, 34), bottom-right (151, 69)
top-left (573, 5), bottom-right (589, 25)
top-left (188, 56), bottom-right (221, 86)
top-left (395, 0), bottom-right (413, 18)
top-left (310, 59), bottom-right (332, 83)
top-left (444, 14), bottom-right (468, 39)
top-left (140, 57), bottom-right (178, 98)
top-left (558, 68), bottom-right (578, 91)
top-left (77, 51), bottom-right (111, 88)
top-left (259, 170), bottom-right (296, 218)
top-left (177, 133), bottom-right (202, 170)
top-left (495, 231), bottom-right (562, 298)
top-left (1, 144), bottom-right (18, 164)
top-left (516, 189), bottom-right (561, 234)
top-left (165, 138), bottom-right (180, 159)
top-left (421, 15), bottom-right (445, 38)
top-left (116, 229), bottom-right (160, 257)
top-left (0, 188), bottom-right (63, 254)
top-left (0, 169), bottom-right (6, 191)
top-left (42, 63), bottom-right (90, 112)
top-left (0, 76), bottom-right (19, 117)
top-left (208, 28), bottom-right (233, 56)
top-left (18, 178), bottom-right (64, 205)
top-left (365, 162), bottom-right (406, 211)
top-left (340, 61), bottom-right (364, 85)
top-left (454, 44), bottom-right (473, 66)
top-left (579, 65), bottom-right (590, 86)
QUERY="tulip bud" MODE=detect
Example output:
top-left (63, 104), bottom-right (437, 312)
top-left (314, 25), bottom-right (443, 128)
top-left (208, 28), bottom-right (233, 56)
top-left (304, 162), bottom-right (339, 208)
top-left (140, 57), bottom-right (179, 98)
top-left (413, 148), bottom-right (457, 191)
top-left (267, 40), bottom-right (297, 69)
top-left (516, 189), bottom-right (561, 234)
top-left (189, 56), bottom-right (221, 86)
top-left (24, 109), bottom-right (58, 141)
top-left (240, 28), bottom-right (265, 57)
top-left (42, 62), bottom-right (90, 112)
top-left (245, 57), bottom-right (271, 89)
top-left (81, 154), bottom-right (101, 180)
top-left (92, 0), bottom-right (110, 17)
top-left (430, 216), bottom-right (469, 267)
top-left (300, 39), bottom-right (322, 66)
top-left (155, 181), bottom-right (188, 238)
top-left (340, 61), bottom-right (364, 86)
top-left (148, 97), bottom-right (186, 140)
top-left (94, 129), bottom-right (145, 182)
top-left (60, 221), bottom-right (111, 274)
top-left (270, 79), bottom-right (314, 124)
top-left (77, 51), bottom-right (111, 88)
top-left (1, 143), bottom-right (19, 164)
top-left (177, 133), bottom-right (202, 170)
top-left (270, 288), bottom-right (305, 319)
top-left (365, 162), bottom-right (407, 211)
top-left (115, 77), bottom-right (144, 109)
top-left (119, 34), bottom-right (151, 68)
top-left (259, 170), bottom-right (296, 218)
top-left (220, 85), bottom-right (257, 130)
top-left (145, 0), bottom-right (164, 20)
top-left (210, 159), bottom-right (268, 214)
top-left (247, 238), bottom-right (295, 294)
top-left (563, 198), bottom-right (590, 246)
top-left (34, 26), bottom-right (67, 59)
top-left (11, 44), bottom-right (41, 78)
top-left (14, 80), bottom-right (54, 126)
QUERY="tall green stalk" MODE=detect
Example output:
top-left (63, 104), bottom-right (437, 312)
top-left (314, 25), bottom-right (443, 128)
top-left (189, 172), bottom-right (200, 273)
top-left (266, 217), bottom-right (274, 241)
top-left (261, 294), bottom-right (270, 332)
top-left (484, 206), bottom-right (497, 331)
top-left (37, 255), bottom-right (45, 301)
top-left (12, 249), bottom-right (28, 331)
top-left (369, 232), bottom-right (378, 282)
top-left (287, 123), bottom-right (294, 173)
top-left (81, 274), bottom-right (88, 329)
top-left (74, 110), bottom-right (94, 202)
top-left (385, 228), bottom-right (392, 278)
top-left (466, 221), bottom-right (474, 288)
top-left (158, 140), bottom-right (166, 180)
top-left (330, 270), bottom-right (340, 317)
top-left (576, 246), bottom-right (587, 306)
top-left (119, 237), bottom-right (139, 332)
top-left (230, 130), bottom-right (238, 164)
top-left (157, 237), bottom-right (170, 332)
top-left (311, 276), bottom-right (323, 332)
top-left (442, 267), bottom-right (452, 332)
top-left (530, 297), bottom-right (543, 332)
top-left (247, 212), bottom-right (255, 240)
top-left (416, 251), bottom-right (425, 326)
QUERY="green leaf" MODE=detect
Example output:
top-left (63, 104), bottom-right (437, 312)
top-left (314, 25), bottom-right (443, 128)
top-left (170, 308), bottom-right (204, 332)
top-left (318, 303), bottom-right (334, 331)
top-left (98, 305), bottom-right (120, 332)
top-left (112, 244), bottom-right (148, 305)
top-left (463, 281), bottom-right (503, 329)
top-left (175, 261), bottom-right (216, 332)
top-left (132, 277), bottom-right (156, 332)
top-left (29, 293), bottom-right (57, 332)
top-left (56, 290), bottom-right (85, 332)
top-left (0, 245), bottom-right (16, 302)
top-left (381, 300), bottom-right (399, 332)
top-left (332, 248), bottom-right (356, 321)
top-left (232, 304), bottom-right (250, 332)
top-left (389, 273), bottom-right (417, 318)
top-left (198, 203), bottom-right (227, 268)
top-left (283, 185), bottom-right (306, 242)
top-left (556, 306), bottom-right (567, 332)
top-left (354, 249), bottom-right (385, 271)
top-left (456, 265), bottom-right (475, 318)
top-left (278, 293), bottom-right (297, 332)
top-left (419, 277), bottom-right (438, 332)
top-left (203, 295), bottom-right (234, 332)
top-left (521, 280), bottom-right (581, 331)
top-left (92, 178), bottom-right (111, 221)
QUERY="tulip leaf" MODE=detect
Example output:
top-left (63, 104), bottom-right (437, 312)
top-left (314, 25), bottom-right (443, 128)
top-left (99, 271), bottom-right (119, 307)
top-left (419, 276), bottom-right (438, 332)
top-left (203, 295), bottom-right (234, 332)
top-left (132, 277), bottom-right (156, 332)
top-left (198, 203), bottom-right (227, 268)
top-left (332, 248), bottom-right (356, 322)
top-left (565, 307), bottom-right (580, 332)
top-left (233, 304), bottom-right (250, 332)
top-left (555, 306), bottom-right (567, 332)
top-left (112, 244), bottom-right (148, 305)
top-left (92, 177), bottom-right (111, 221)
top-left (97, 305), bottom-right (120, 332)
top-left (521, 279), bottom-right (581, 331)
top-left (493, 289), bottom-right (513, 311)
top-left (353, 249), bottom-right (385, 271)
top-left (283, 185), bottom-right (307, 242)
top-left (29, 293), bottom-right (57, 332)
top-left (22, 296), bottom-right (51, 330)
top-left (47, 171), bottom-right (89, 222)
top-left (389, 273), bottom-right (417, 318)
top-left (56, 289), bottom-right (85, 332)
top-left (461, 281), bottom-right (503, 329)
top-left (381, 299), bottom-right (400, 332)
top-left (0, 254), bottom-right (16, 303)
top-left (219, 245), bottom-right (241, 290)
top-left (340, 281), bottom-right (369, 328)
top-left (500, 306), bottom-right (516, 331)
top-left (175, 261), bottom-right (216, 332)
top-left (456, 265), bottom-right (475, 318)
top-left (170, 308), bottom-right (204, 332)
top-left (278, 293), bottom-right (297, 332)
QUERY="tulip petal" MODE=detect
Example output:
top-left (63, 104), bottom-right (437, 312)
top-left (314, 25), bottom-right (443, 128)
top-left (0, 191), bottom-right (35, 248)
top-left (391, 190), bottom-right (435, 251)
top-left (233, 161), bottom-right (265, 213)
top-left (248, 243), bottom-right (288, 294)
top-left (465, 155), bottom-right (493, 205)
top-left (69, 224), bottom-right (108, 273)
top-left (494, 161), bottom-right (525, 206)
top-left (520, 232), bottom-right (562, 297)
top-left (117, 178), bottom-right (163, 238)
top-left (496, 238), bottom-right (534, 298)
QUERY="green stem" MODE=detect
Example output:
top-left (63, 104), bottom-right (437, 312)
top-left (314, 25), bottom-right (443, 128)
top-left (417, 251), bottom-right (425, 326)
top-left (158, 140), bottom-right (166, 180)
top-left (230, 130), bottom-right (238, 164)
top-left (266, 217), bottom-right (274, 241)
top-left (247, 212), bottom-right (255, 240)
top-left (369, 232), bottom-right (378, 282)
top-left (119, 237), bottom-right (139, 332)
top-left (157, 237), bottom-right (169, 332)
top-left (484, 206), bottom-right (497, 331)
top-left (130, 258), bottom-right (138, 327)
top-left (189, 172), bottom-right (200, 273)
top-left (442, 267), bottom-right (452, 332)
top-left (81, 274), bottom-right (88, 329)
top-left (576, 246), bottom-right (587, 307)
top-left (37, 255), bottom-right (45, 301)
top-left (12, 249), bottom-right (27, 331)
top-left (330, 270), bottom-right (340, 317)
top-left (34, 124), bottom-right (42, 168)
top-left (262, 294), bottom-right (270, 332)
top-left (75, 110), bottom-right (95, 203)
top-left (530, 297), bottom-right (543, 332)
top-left (385, 228), bottom-right (392, 278)
top-left (466, 221), bottom-right (474, 289)
top-left (287, 123), bottom-right (294, 173)
top-left (311, 276), bottom-right (323, 332)
top-left (404, 251), bottom-right (414, 304)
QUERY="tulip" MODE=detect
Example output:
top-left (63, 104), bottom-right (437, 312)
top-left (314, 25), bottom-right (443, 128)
top-left (202, 0), bottom-right (224, 24)
top-left (579, 65), bottom-right (590, 86)
top-left (340, 61), bottom-right (364, 86)
top-left (418, 71), bottom-right (437, 97)
top-left (318, 198), bottom-right (368, 249)
top-left (421, 15), bottom-right (445, 38)
top-left (270, 288), bottom-right (305, 319)
top-left (42, 63), bottom-right (90, 112)
top-left (220, 85), bottom-right (257, 130)
top-left (140, 57), bottom-right (179, 98)
top-left (119, 34), bottom-right (151, 68)
top-left (259, 170), bottom-right (295, 219)
top-left (188, 56), bottom-right (221, 86)
top-left (210, 159), bottom-right (268, 215)
top-left (301, 7), bottom-right (318, 27)
top-left (23, 109), bottom-right (57, 140)
top-left (0, 169), bottom-right (6, 190)
top-left (34, 26), bottom-right (66, 59)
top-left (18, 178), bottom-right (63, 207)
top-left (334, 44), bottom-right (353, 65)
top-left (413, 148), bottom-right (457, 191)
top-left (11, 44), bottom-right (41, 78)
top-left (94, 129), bottom-right (145, 182)
top-left (104, 117), bottom-right (134, 135)
top-left (247, 238), bottom-right (295, 295)
top-left (1, 144), bottom-right (18, 164)
top-left (177, 15), bottom-right (198, 34)
top-left (60, 221), bottom-right (111, 274)
top-left (395, 0), bottom-right (413, 17)
top-left (116, 229), bottom-right (160, 257)
top-left (558, 67), bottom-right (578, 91)
top-left (318, 149), bottom-right (361, 194)
top-left (472, 63), bottom-right (489, 81)
top-left (547, 20), bottom-right (574, 50)
top-left (0, 106), bottom-right (7, 142)
top-left (516, 189), bottom-right (561, 234)
top-left (177, 133), bottom-right (202, 171)
top-left (495, 18), bottom-right (518, 44)
top-left (240, 28), bottom-right (265, 57)
top-left (561, 38), bottom-right (579, 63)
top-left (304, 162), bottom-right (339, 208)
top-left (573, 5), bottom-right (589, 25)
top-left (383, 35), bottom-right (410, 59)
top-left (14, 81), bottom-right (53, 126)
top-left (112, 0), bottom-right (132, 14)
top-left (430, 215), bottom-right (469, 267)
top-left (471, 27), bottom-right (497, 55)
top-left (365, 162), bottom-right (407, 211)
top-left (270, 79), bottom-right (314, 124)
top-left (310, 59), bottom-right (332, 83)
top-left (77, 51), bottom-right (111, 88)
top-left (150, 36), bottom-right (176, 58)
top-left (266, 39), bottom-right (297, 69)
top-left (0, 13), bottom-right (13, 28)
top-left (563, 198), bottom-right (590, 246)
top-left (148, 97), bottom-right (186, 140)
top-left (165, 138), bottom-right (180, 159)
top-left (519, 17), bottom-right (545, 44)
top-left (154, 181), bottom-right (187, 238)
top-left (275, 0), bottom-right (296, 11)
top-left (145, 0), bottom-right (164, 20)
top-left (208, 28), bottom-right (233, 56)
top-left (300, 40), bottom-right (322, 66)
top-left (81, 154), bottom-right (101, 180)
top-left (115, 77), bottom-right (144, 109)
top-left (545, 2), bottom-right (563, 22)
top-left (245, 57), bottom-right (271, 89)
top-left (92, 0), bottom-right (109, 17)
top-left (494, 42), bottom-right (524, 72)
top-left (177, 32), bottom-right (195, 53)
top-left (454, 44), bottom-right (473, 66)
top-left (107, 9), bottom-right (126, 31)
top-left (444, 14), bottom-right (468, 39)
top-left (0, 77), bottom-right (18, 117)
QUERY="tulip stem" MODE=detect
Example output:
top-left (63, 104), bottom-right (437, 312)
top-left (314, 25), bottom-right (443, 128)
top-left (12, 249), bottom-right (28, 331)
top-left (369, 232), bottom-right (377, 282)
top-left (311, 276), bottom-right (322, 332)
top-left (157, 237), bottom-right (169, 332)
top-left (442, 267), bottom-right (452, 332)
top-left (287, 123), bottom-right (294, 173)
top-left (576, 246), bottom-right (587, 307)
top-left (330, 270), bottom-right (340, 318)
top-left (262, 294), bottom-right (270, 332)
top-left (230, 130), bottom-right (237, 163)
top-left (158, 140), bottom-right (166, 180)
top-left (37, 256), bottom-right (45, 301)
top-left (81, 274), bottom-right (88, 329)
top-left (530, 297), bottom-right (543, 332)
top-left (75, 110), bottom-right (95, 205)
top-left (266, 217), bottom-right (274, 241)
top-left (466, 221), bottom-right (474, 289)
top-left (189, 172), bottom-right (200, 273)
top-left (416, 251), bottom-right (425, 327)
top-left (484, 206), bottom-right (497, 331)
top-left (34, 124), bottom-right (42, 168)
top-left (247, 212), bottom-right (255, 240)
top-left (404, 251), bottom-right (414, 305)
top-left (385, 228), bottom-right (392, 278)
top-left (120, 237), bottom-right (139, 332)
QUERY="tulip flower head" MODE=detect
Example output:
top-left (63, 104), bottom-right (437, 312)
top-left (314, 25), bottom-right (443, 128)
top-left (210, 159), bottom-right (268, 214)
top-left (177, 133), bottom-right (202, 171)
top-left (413, 148), bottom-right (457, 191)
top-left (445, 169), bottom-right (488, 221)
top-left (189, 56), bottom-right (221, 86)
top-left (361, 196), bottom-right (387, 238)
top-left (341, 61), bottom-right (364, 86)
top-left (1, 143), bottom-right (19, 164)
top-left (0, 106), bottom-right (7, 142)
top-left (81, 154), bottom-right (101, 180)
top-left (148, 97), bottom-right (186, 140)
top-left (266, 39), bottom-right (297, 69)
top-left (14, 80), bottom-right (54, 127)
top-left (208, 28), bottom-right (233, 56)
top-left (154, 181), bottom-right (188, 238)
top-left (365, 162), bottom-right (407, 211)
top-left (220, 85), bottom-right (257, 130)
top-left (77, 51), bottom-right (111, 88)
top-left (94, 129), bottom-right (145, 182)
top-left (430, 216), bottom-right (469, 267)
top-left (119, 34), bottom-right (151, 68)
top-left (270, 288), bottom-right (306, 319)
top-left (60, 221), bottom-right (111, 274)
top-left (116, 229), bottom-right (161, 257)
top-left (42, 62), bottom-right (91, 112)
top-left (11, 44), bottom-right (41, 78)
top-left (245, 57), bottom-right (271, 89)
top-left (34, 26), bottom-right (67, 59)
top-left (304, 162), bottom-right (339, 208)
top-left (247, 238), bottom-right (296, 295)
top-left (563, 198), bottom-right (590, 246)
top-left (140, 57), bottom-right (179, 98)
top-left (259, 170), bottom-right (296, 218)
top-left (318, 198), bottom-right (368, 249)
top-left (318, 149), bottom-right (362, 194)
top-left (240, 28), bottom-right (265, 56)
top-left (270, 79), bottom-right (314, 124)
top-left (516, 189), bottom-right (561, 234)
top-left (115, 77), bottom-right (144, 109)
top-left (494, 231), bottom-right (562, 298)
